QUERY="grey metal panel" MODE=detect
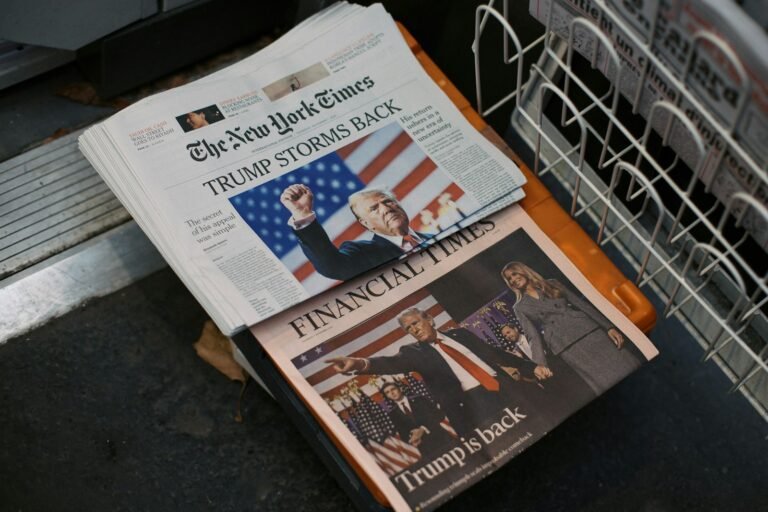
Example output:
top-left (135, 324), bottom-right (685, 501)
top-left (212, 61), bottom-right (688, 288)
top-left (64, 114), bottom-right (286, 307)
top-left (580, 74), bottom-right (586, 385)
top-left (160, 0), bottom-right (200, 12)
top-left (0, 40), bottom-right (75, 90)
top-left (0, 128), bottom-right (131, 279)
top-left (0, 0), bottom-right (158, 50)
top-left (0, 220), bottom-right (166, 343)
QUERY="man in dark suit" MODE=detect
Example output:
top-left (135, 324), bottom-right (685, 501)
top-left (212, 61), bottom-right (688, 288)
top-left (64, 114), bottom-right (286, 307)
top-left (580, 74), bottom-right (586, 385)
top-left (327, 308), bottom-right (546, 438)
top-left (280, 185), bottom-right (429, 281)
top-left (381, 381), bottom-right (456, 457)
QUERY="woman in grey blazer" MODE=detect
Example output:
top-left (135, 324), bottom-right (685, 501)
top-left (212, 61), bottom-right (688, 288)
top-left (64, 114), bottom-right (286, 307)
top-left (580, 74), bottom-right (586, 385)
top-left (501, 261), bottom-right (641, 395)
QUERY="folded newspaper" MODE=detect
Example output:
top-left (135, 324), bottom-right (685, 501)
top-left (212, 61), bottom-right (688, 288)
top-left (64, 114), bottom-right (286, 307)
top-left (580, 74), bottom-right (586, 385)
top-left (247, 205), bottom-right (658, 511)
top-left (79, 2), bottom-right (528, 335)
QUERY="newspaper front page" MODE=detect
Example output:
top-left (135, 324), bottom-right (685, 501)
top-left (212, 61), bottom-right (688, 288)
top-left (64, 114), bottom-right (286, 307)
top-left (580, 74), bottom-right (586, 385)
top-left (530, 0), bottom-right (768, 248)
top-left (250, 206), bottom-right (658, 511)
top-left (81, 5), bottom-right (528, 333)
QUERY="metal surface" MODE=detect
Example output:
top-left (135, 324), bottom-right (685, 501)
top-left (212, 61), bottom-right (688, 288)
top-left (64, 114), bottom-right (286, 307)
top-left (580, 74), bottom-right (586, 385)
top-left (0, 40), bottom-right (75, 91)
top-left (0, 0), bottom-right (157, 50)
top-left (476, 1), bottom-right (768, 419)
top-left (0, 220), bottom-right (166, 344)
top-left (0, 128), bottom-right (131, 280)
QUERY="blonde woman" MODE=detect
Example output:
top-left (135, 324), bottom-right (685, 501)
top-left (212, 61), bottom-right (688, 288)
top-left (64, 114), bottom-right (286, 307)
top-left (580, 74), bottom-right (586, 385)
top-left (501, 261), bottom-right (640, 395)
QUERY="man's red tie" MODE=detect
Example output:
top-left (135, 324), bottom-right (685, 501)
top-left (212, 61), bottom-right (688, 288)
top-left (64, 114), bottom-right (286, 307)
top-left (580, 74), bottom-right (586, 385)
top-left (435, 339), bottom-right (500, 391)
top-left (402, 234), bottom-right (422, 248)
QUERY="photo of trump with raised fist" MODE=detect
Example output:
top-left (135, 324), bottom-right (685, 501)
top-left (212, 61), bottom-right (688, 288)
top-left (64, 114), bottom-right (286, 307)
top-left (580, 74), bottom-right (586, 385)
top-left (229, 122), bottom-right (476, 294)
top-left (280, 184), bottom-right (431, 281)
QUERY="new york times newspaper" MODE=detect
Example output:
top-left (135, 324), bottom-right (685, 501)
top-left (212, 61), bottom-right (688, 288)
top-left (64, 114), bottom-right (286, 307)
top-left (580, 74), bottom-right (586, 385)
top-left (81, 5), bottom-right (527, 334)
top-left (250, 206), bottom-right (658, 511)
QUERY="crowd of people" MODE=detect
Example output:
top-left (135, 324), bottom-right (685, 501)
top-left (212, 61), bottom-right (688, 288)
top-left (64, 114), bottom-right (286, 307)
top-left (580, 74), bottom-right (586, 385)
top-left (326, 262), bottom-right (641, 455)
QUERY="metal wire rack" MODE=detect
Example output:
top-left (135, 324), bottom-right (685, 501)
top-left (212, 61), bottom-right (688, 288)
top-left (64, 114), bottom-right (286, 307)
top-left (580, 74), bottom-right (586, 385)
top-left (473, 0), bottom-right (768, 420)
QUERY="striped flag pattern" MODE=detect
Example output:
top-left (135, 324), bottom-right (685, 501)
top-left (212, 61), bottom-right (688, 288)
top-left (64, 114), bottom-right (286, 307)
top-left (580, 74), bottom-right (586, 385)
top-left (292, 288), bottom-right (457, 399)
top-left (351, 391), bottom-right (422, 475)
top-left (291, 290), bottom-right (463, 476)
top-left (229, 122), bottom-right (479, 295)
top-left (368, 436), bottom-right (421, 476)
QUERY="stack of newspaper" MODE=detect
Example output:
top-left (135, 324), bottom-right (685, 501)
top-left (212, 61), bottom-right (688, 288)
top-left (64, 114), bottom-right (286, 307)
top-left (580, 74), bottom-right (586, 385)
top-left (80, 3), bottom-right (657, 511)
top-left (79, 2), bottom-right (528, 335)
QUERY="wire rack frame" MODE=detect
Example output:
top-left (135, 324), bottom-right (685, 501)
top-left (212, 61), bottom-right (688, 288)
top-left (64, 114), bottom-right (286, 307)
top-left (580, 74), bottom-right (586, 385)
top-left (473, 1), bottom-right (768, 420)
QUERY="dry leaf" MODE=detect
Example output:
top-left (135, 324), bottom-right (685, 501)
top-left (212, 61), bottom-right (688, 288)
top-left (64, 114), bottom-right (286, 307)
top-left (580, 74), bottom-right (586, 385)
top-left (55, 81), bottom-right (132, 110)
top-left (42, 127), bottom-right (73, 144)
top-left (56, 81), bottom-right (99, 104)
top-left (193, 320), bottom-right (247, 383)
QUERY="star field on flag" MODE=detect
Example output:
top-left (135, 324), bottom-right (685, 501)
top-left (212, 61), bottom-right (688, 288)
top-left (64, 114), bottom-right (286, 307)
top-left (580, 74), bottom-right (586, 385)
top-left (229, 151), bottom-right (364, 258)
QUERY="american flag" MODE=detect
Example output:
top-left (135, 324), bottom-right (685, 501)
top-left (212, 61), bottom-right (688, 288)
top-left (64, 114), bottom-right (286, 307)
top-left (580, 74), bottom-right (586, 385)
top-left (292, 288), bottom-right (457, 400)
top-left (350, 392), bottom-right (421, 476)
top-left (460, 290), bottom-right (524, 353)
top-left (340, 411), bottom-right (365, 444)
top-left (368, 436), bottom-right (421, 477)
top-left (352, 392), bottom-right (395, 442)
top-left (229, 122), bottom-right (479, 295)
top-left (291, 289), bottom-right (463, 475)
top-left (401, 372), bottom-right (433, 400)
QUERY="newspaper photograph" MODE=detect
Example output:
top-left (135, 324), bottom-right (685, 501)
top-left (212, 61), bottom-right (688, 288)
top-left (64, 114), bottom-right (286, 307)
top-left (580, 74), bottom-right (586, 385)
top-left (262, 62), bottom-right (332, 101)
top-left (250, 206), bottom-right (658, 511)
top-left (229, 120), bottom-right (478, 294)
top-left (175, 104), bottom-right (225, 133)
top-left (81, 4), bottom-right (527, 333)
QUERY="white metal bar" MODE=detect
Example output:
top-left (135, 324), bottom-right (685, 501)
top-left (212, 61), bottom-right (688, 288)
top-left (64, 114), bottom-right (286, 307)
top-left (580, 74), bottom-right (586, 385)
top-left (476, 1), bottom-right (768, 419)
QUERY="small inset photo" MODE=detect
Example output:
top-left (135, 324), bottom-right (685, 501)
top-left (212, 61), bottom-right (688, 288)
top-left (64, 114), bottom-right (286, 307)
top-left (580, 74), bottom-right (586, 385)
top-left (262, 62), bottom-right (331, 101)
top-left (175, 104), bottom-right (225, 133)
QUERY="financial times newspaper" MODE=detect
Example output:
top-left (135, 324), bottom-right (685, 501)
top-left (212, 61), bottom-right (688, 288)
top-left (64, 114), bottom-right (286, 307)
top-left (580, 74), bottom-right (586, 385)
top-left (250, 206), bottom-right (658, 511)
top-left (80, 4), bottom-right (527, 334)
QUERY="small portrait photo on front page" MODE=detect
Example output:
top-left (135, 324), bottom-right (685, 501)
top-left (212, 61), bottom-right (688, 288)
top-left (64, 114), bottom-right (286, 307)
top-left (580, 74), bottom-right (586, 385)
top-left (175, 104), bottom-right (225, 133)
top-left (262, 62), bottom-right (331, 101)
top-left (228, 122), bottom-right (478, 295)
